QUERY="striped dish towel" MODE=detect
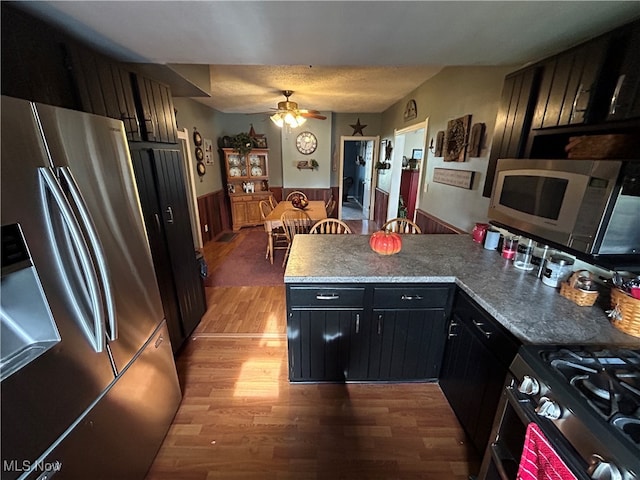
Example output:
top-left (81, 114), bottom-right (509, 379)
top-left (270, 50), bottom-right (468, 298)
top-left (517, 423), bottom-right (578, 480)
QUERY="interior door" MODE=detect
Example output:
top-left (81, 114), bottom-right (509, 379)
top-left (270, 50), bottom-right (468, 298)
top-left (361, 138), bottom-right (378, 220)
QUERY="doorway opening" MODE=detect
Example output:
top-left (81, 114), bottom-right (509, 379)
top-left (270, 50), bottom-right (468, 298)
top-left (387, 120), bottom-right (428, 222)
top-left (338, 136), bottom-right (379, 220)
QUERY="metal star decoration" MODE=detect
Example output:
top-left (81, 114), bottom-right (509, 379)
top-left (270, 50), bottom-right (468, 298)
top-left (350, 118), bottom-right (367, 136)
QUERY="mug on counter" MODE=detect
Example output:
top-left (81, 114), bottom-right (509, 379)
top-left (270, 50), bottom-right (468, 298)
top-left (483, 229), bottom-right (500, 250)
top-left (472, 223), bottom-right (490, 244)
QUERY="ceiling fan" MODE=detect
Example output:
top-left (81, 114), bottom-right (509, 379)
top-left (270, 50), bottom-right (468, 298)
top-left (269, 90), bottom-right (326, 128)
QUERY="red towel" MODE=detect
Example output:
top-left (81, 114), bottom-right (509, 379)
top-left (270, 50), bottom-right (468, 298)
top-left (517, 423), bottom-right (578, 480)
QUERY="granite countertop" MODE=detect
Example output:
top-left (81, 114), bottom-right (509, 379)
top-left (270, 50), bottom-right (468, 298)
top-left (284, 234), bottom-right (640, 348)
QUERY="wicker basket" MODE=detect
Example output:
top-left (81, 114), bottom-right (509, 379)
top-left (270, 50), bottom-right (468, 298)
top-left (610, 288), bottom-right (640, 338)
top-left (559, 271), bottom-right (598, 307)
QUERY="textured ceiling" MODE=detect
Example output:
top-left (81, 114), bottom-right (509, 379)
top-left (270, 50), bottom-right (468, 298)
top-left (17, 1), bottom-right (640, 114)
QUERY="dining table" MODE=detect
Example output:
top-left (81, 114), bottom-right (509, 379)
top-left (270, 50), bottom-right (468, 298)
top-left (263, 200), bottom-right (327, 264)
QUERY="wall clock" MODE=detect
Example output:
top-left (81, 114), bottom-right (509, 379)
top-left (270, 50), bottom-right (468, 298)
top-left (296, 131), bottom-right (318, 155)
top-left (197, 161), bottom-right (206, 176)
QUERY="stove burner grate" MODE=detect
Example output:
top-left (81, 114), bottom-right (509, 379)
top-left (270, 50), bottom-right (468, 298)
top-left (545, 348), bottom-right (640, 446)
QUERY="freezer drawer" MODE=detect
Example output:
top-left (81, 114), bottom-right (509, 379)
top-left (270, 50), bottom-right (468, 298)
top-left (20, 321), bottom-right (181, 480)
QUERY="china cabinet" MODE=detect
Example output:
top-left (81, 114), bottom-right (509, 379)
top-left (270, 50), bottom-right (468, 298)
top-left (222, 148), bottom-right (271, 230)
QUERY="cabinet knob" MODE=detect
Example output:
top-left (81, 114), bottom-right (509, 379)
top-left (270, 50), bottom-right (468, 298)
top-left (472, 319), bottom-right (492, 338)
top-left (316, 293), bottom-right (339, 300)
top-left (401, 294), bottom-right (423, 301)
top-left (447, 321), bottom-right (458, 338)
top-left (609, 74), bottom-right (626, 116)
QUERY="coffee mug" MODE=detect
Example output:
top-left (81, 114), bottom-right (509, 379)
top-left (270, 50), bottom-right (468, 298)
top-left (484, 230), bottom-right (500, 250)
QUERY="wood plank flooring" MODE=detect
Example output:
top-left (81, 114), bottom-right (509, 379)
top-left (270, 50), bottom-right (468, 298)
top-left (146, 225), bottom-right (480, 480)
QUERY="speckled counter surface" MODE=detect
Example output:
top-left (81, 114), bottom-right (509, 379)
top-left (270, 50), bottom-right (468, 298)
top-left (284, 234), bottom-right (640, 347)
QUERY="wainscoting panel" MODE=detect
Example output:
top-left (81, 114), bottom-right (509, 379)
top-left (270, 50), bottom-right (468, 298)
top-left (282, 188), bottom-right (333, 202)
top-left (374, 188), bottom-right (389, 226)
top-left (415, 209), bottom-right (467, 235)
top-left (198, 190), bottom-right (230, 244)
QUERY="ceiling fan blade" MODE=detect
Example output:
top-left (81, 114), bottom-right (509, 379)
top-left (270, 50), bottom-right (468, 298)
top-left (300, 112), bottom-right (327, 120)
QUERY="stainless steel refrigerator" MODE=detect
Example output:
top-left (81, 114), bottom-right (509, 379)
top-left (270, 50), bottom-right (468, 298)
top-left (1, 95), bottom-right (182, 479)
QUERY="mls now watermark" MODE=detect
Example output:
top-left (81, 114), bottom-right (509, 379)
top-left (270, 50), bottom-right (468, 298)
top-left (3, 459), bottom-right (62, 474)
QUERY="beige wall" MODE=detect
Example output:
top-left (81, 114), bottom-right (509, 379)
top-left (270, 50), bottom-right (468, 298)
top-left (379, 66), bottom-right (515, 233)
top-left (177, 65), bottom-right (514, 229)
top-left (173, 98), bottom-right (222, 197)
top-left (281, 113), bottom-right (333, 188)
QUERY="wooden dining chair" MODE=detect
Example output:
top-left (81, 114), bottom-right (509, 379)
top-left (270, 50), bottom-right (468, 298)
top-left (286, 190), bottom-right (308, 201)
top-left (326, 198), bottom-right (337, 218)
top-left (268, 195), bottom-right (278, 209)
top-left (324, 194), bottom-right (334, 210)
top-left (259, 200), bottom-right (287, 263)
top-left (309, 218), bottom-right (352, 234)
top-left (382, 217), bottom-right (422, 234)
top-left (280, 209), bottom-right (312, 267)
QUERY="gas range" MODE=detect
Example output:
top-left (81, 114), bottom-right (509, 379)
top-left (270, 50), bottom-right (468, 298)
top-left (514, 345), bottom-right (640, 479)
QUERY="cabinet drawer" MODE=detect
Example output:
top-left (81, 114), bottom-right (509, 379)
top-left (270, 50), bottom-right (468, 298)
top-left (288, 286), bottom-right (365, 309)
top-left (373, 286), bottom-right (451, 309)
top-left (453, 290), bottom-right (519, 366)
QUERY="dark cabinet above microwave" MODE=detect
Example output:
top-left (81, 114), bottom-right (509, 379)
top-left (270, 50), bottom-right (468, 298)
top-left (483, 19), bottom-right (640, 199)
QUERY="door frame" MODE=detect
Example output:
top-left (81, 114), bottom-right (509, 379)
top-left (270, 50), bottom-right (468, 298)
top-left (338, 135), bottom-right (379, 220)
top-left (390, 119), bottom-right (428, 221)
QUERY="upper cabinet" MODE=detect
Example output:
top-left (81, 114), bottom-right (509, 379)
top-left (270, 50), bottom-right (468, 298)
top-left (606, 25), bottom-right (640, 122)
top-left (484, 19), bottom-right (640, 197)
top-left (132, 73), bottom-right (178, 144)
top-left (1, 5), bottom-right (78, 110)
top-left (68, 44), bottom-right (142, 142)
top-left (531, 36), bottom-right (609, 128)
top-left (482, 67), bottom-right (540, 197)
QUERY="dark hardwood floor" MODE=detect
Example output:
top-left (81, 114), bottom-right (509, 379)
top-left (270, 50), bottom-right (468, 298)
top-left (145, 225), bottom-right (480, 479)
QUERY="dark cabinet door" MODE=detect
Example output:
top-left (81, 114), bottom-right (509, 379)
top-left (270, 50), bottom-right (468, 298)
top-left (133, 74), bottom-right (178, 144)
top-left (130, 148), bottom-right (205, 352)
top-left (67, 44), bottom-right (141, 142)
top-left (607, 25), bottom-right (640, 122)
top-left (532, 37), bottom-right (609, 129)
top-left (439, 291), bottom-right (519, 455)
top-left (368, 309), bottom-right (447, 381)
top-left (287, 309), bottom-right (365, 381)
top-left (1, 4), bottom-right (78, 110)
top-left (152, 149), bottom-right (206, 339)
top-left (439, 312), bottom-right (474, 428)
top-left (483, 67), bottom-right (540, 197)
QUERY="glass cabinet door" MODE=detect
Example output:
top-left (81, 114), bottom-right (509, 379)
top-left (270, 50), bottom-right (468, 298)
top-left (247, 152), bottom-right (267, 179)
top-left (227, 153), bottom-right (245, 178)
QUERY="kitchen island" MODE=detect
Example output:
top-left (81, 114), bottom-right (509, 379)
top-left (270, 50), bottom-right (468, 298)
top-left (284, 233), bottom-right (640, 347)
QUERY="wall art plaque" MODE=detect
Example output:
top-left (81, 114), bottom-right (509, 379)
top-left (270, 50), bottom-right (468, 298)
top-left (433, 167), bottom-right (474, 189)
top-left (443, 114), bottom-right (471, 162)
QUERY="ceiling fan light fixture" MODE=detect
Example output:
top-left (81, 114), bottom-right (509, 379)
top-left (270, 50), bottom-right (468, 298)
top-left (270, 113), bottom-right (284, 127)
top-left (270, 111), bottom-right (307, 129)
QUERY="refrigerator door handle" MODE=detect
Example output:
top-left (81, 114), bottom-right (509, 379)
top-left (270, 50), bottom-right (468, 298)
top-left (58, 166), bottom-right (118, 342)
top-left (39, 167), bottom-right (106, 352)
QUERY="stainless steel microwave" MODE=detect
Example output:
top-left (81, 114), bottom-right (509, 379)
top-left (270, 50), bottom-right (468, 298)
top-left (488, 158), bottom-right (640, 256)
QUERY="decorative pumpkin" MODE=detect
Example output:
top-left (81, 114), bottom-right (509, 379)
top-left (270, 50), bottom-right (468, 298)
top-left (369, 230), bottom-right (402, 255)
